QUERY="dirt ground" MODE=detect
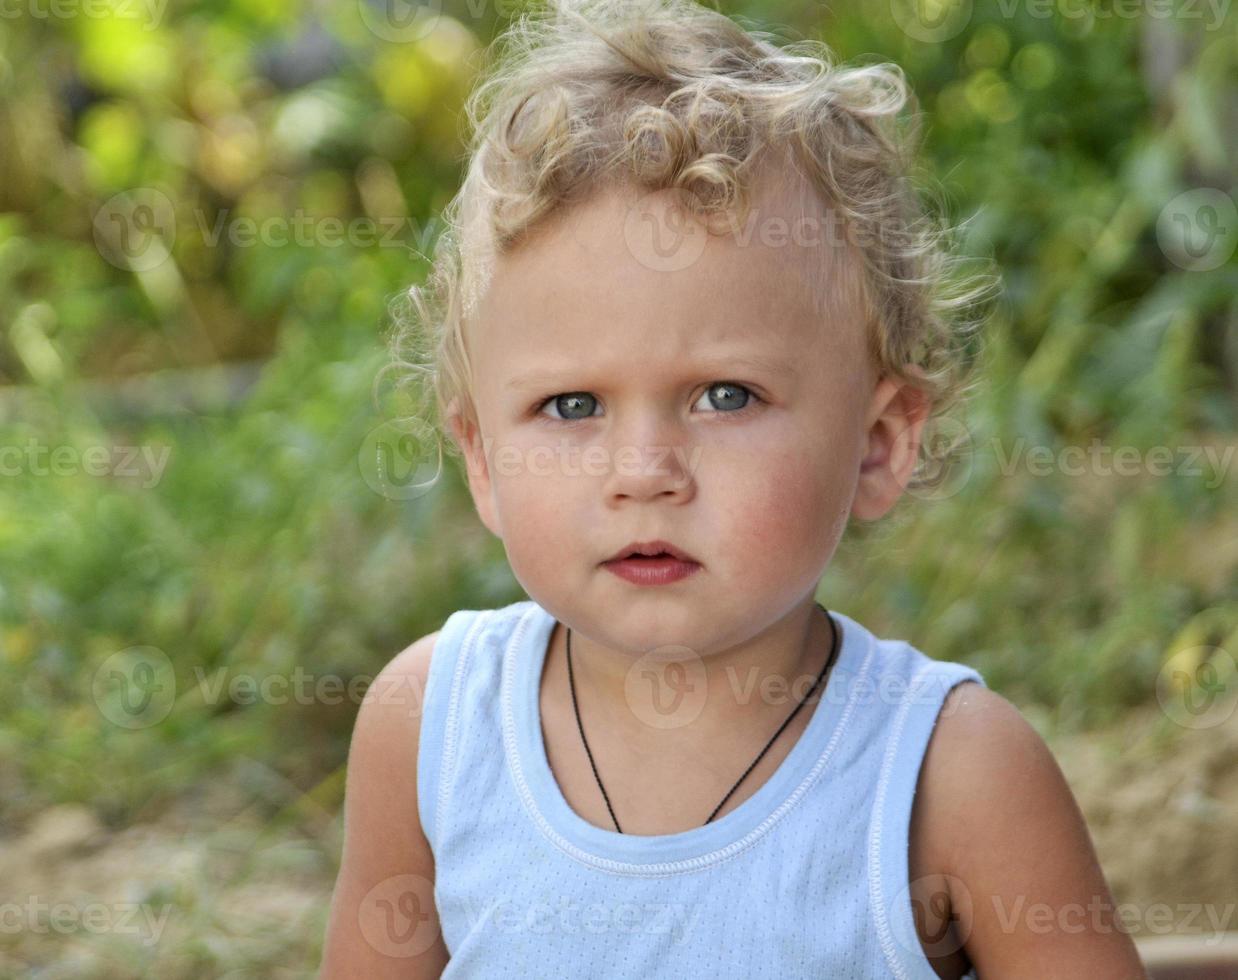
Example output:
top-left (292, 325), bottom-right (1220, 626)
top-left (1, 702), bottom-right (1235, 976)
top-left (1047, 702), bottom-right (1238, 936)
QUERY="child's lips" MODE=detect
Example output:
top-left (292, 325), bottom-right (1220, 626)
top-left (603, 539), bottom-right (700, 563)
top-left (601, 554), bottom-right (702, 585)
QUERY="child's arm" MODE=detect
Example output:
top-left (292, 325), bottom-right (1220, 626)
top-left (319, 631), bottom-right (449, 979)
top-left (918, 682), bottom-right (1150, 979)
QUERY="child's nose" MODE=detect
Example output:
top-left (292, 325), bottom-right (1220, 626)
top-left (600, 438), bottom-right (697, 503)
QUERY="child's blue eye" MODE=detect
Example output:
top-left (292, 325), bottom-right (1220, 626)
top-left (534, 383), bottom-right (760, 423)
top-left (693, 381), bottom-right (753, 414)
top-left (539, 392), bottom-right (599, 422)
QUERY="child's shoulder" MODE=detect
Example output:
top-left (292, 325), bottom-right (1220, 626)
top-left (350, 629), bottom-right (443, 775)
top-left (320, 629), bottom-right (451, 973)
top-left (363, 598), bottom-right (536, 731)
top-left (923, 677), bottom-right (1054, 810)
top-left (912, 678), bottom-right (1144, 971)
top-left (381, 628), bottom-right (442, 703)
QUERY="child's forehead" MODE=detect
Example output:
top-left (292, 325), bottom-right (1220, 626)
top-left (547, 160), bottom-right (847, 263)
top-left (475, 163), bottom-right (865, 349)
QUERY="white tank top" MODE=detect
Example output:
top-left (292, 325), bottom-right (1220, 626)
top-left (417, 598), bottom-right (985, 978)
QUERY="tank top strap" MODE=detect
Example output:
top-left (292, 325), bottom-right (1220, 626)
top-left (868, 655), bottom-right (987, 979)
top-left (416, 605), bottom-right (505, 851)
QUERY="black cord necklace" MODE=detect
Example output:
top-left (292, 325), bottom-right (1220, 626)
top-left (564, 601), bottom-right (840, 834)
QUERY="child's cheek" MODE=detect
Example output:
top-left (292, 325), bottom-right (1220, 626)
top-left (488, 457), bottom-right (589, 586)
top-left (713, 447), bottom-right (844, 584)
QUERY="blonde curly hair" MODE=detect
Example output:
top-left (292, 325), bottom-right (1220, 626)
top-left (384, 0), bottom-right (998, 501)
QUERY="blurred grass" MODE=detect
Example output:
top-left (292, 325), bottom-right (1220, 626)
top-left (0, 0), bottom-right (1236, 970)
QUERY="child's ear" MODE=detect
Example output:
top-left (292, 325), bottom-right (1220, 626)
top-left (445, 397), bottom-right (503, 540)
top-left (850, 371), bottom-right (933, 521)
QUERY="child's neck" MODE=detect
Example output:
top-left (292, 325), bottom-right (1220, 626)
top-left (550, 599), bottom-right (834, 750)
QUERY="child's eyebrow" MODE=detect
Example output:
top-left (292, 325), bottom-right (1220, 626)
top-left (504, 353), bottom-right (798, 390)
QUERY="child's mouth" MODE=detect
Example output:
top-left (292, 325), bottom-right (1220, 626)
top-left (602, 553), bottom-right (702, 586)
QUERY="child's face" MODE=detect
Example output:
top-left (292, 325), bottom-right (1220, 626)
top-left (452, 163), bottom-right (927, 644)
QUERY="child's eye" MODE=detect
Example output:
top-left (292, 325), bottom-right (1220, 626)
top-left (534, 383), bottom-right (761, 424)
top-left (537, 392), bottom-right (601, 422)
top-left (692, 381), bottom-right (760, 417)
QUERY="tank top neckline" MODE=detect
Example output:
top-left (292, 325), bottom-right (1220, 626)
top-left (503, 600), bottom-right (868, 870)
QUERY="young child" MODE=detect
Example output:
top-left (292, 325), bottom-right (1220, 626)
top-left (322, 1), bottom-right (1148, 976)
